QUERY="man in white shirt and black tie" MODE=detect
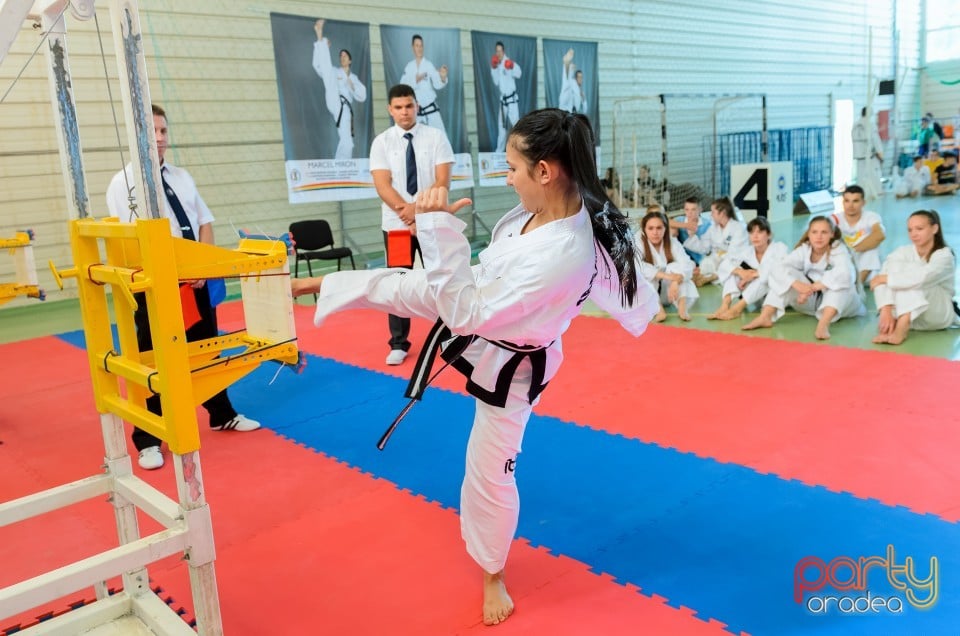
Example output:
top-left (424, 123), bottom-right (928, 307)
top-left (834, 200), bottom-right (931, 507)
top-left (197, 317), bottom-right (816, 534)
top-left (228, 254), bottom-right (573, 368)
top-left (369, 84), bottom-right (454, 366)
top-left (105, 104), bottom-right (261, 471)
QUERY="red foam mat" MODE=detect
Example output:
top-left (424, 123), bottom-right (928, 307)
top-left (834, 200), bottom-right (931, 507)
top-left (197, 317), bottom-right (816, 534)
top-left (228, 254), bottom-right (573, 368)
top-left (0, 334), bottom-right (730, 634)
top-left (171, 440), bottom-right (730, 635)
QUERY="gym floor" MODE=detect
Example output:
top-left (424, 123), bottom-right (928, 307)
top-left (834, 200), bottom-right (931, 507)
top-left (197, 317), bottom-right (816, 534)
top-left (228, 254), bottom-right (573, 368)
top-left (4, 190), bottom-right (957, 357)
top-left (2, 189), bottom-right (959, 634)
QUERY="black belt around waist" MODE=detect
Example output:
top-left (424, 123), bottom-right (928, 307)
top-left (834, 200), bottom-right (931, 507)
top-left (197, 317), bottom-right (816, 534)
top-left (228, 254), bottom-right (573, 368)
top-left (336, 94), bottom-right (354, 137)
top-left (417, 102), bottom-right (439, 117)
top-left (377, 317), bottom-right (551, 450)
top-left (406, 318), bottom-right (550, 407)
top-left (499, 91), bottom-right (518, 130)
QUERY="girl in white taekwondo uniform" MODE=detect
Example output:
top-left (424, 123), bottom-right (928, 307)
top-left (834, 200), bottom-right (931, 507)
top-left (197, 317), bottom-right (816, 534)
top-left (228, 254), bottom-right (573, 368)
top-left (683, 196), bottom-right (748, 286)
top-left (313, 20), bottom-right (368, 160)
top-left (709, 216), bottom-right (788, 320)
top-left (870, 210), bottom-right (959, 345)
top-left (634, 209), bottom-right (698, 321)
top-left (743, 215), bottom-right (865, 340)
top-left (291, 109), bottom-right (659, 627)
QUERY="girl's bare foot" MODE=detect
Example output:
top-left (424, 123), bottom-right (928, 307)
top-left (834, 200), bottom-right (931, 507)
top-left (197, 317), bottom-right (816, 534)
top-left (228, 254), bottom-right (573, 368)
top-left (483, 571), bottom-right (514, 626)
top-left (885, 316), bottom-right (911, 345)
top-left (291, 276), bottom-right (323, 298)
top-left (654, 308), bottom-right (667, 322)
top-left (719, 300), bottom-right (746, 321)
top-left (694, 273), bottom-right (717, 287)
top-left (707, 302), bottom-right (729, 320)
top-left (815, 308), bottom-right (837, 340)
top-left (742, 316), bottom-right (772, 330)
top-left (886, 332), bottom-right (907, 345)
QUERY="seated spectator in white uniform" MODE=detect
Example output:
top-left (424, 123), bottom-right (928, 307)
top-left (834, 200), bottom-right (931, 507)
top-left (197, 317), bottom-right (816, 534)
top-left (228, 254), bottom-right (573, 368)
top-left (870, 210), bottom-right (959, 345)
top-left (709, 216), bottom-right (788, 320)
top-left (634, 209), bottom-right (698, 322)
top-left (895, 155), bottom-right (931, 198)
top-left (742, 215), bottom-right (865, 340)
top-left (669, 196), bottom-right (712, 265)
top-left (683, 196), bottom-right (748, 286)
top-left (833, 185), bottom-right (885, 284)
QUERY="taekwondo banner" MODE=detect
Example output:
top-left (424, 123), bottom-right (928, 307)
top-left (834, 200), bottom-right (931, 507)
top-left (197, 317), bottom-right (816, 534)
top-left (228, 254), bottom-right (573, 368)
top-left (270, 13), bottom-right (376, 203)
top-left (380, 25), bottom-right (473, 190)
top-left (543, 38), bottom-right (600, 170)
top-left (470, 31), bottom-right (537, 186)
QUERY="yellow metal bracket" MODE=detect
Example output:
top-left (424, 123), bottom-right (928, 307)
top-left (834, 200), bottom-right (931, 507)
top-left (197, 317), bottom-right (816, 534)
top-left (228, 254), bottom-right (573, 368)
top-left (1, 231), bottom-right (45, 306)
top-left (56, 218), bottom-right (298, 454)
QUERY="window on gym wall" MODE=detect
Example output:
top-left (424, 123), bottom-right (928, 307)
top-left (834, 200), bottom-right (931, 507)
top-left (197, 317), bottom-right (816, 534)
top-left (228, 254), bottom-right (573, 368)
top-left (926, 0), bottom-right (960, 63)
top-left (833, 99), bottom-right (854, 191)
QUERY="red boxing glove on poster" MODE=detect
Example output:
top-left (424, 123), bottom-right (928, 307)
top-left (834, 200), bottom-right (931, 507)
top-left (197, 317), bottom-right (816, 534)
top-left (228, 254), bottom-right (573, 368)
top-left (504, 58), bottom-right (514, 70)
top-left (490, 54), bottom-right (500, 69)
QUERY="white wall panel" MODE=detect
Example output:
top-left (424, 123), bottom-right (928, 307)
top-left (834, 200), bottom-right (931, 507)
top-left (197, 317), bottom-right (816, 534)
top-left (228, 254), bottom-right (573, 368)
top-left (0, 0), bottom-right (910, 305)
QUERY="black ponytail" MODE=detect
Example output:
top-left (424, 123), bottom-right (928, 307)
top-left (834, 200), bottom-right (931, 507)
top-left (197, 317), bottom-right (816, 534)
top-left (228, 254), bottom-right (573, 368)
top-left (509, 109), bottom-right (638, 305)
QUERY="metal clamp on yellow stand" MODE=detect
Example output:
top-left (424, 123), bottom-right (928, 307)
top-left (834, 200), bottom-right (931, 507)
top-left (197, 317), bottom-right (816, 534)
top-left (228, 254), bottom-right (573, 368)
top-left (1, 230), bottom-right (45, 306)
top-left (56, 217), bottom-right (298, 455)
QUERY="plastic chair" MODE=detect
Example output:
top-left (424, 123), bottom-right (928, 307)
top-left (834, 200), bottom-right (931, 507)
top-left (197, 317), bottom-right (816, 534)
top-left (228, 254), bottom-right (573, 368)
top-left (289, 220), bottom-right (356, 299)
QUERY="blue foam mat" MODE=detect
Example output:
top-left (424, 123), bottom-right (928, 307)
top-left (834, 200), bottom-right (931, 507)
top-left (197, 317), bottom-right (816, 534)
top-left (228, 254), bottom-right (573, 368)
top-left (55, 332), bottom-right (960, 634)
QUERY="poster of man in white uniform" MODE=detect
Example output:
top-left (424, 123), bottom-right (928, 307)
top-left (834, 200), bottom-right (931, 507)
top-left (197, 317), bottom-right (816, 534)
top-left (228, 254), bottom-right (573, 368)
top-left (471, 31), bottom-right (537, 186)
top-left (558, 50), bottom-right (587, 114)
top-left (543, 38), bottom-right (600, 170)
top-left (270, 13), bottom-right (376, 203)
top-left (544, 39), bottom-right (597, 120)
top-left (380, 25), bottom-right (473, 189)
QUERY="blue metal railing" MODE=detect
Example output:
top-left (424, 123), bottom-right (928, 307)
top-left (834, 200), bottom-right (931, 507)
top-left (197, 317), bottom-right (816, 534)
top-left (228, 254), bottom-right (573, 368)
top-left (714, 126), bottom-right (833, 197)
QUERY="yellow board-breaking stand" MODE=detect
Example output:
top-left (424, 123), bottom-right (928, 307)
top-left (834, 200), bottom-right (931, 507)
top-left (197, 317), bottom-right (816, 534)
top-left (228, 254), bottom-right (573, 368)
top-left (0, 217), bottom-right (298, 636)
top-left (52, 217), bottom-right (299, 454)
top-left (0, 231), bottom-right (44, 306)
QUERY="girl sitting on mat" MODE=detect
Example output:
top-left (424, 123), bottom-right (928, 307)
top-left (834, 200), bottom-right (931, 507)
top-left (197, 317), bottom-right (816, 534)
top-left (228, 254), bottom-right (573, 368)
top-left (742, 215), bottom-right (865, 340)
top-left (683, 196), bottom-right (748, 287)
top-left (290, 109), bottom-right (659, 626)
top-left (870, 210), bottom-right (959, 345)
top-left (634, 209), bottom-right (698, 321)
top-left (709, 216), bottom-right (788, 320)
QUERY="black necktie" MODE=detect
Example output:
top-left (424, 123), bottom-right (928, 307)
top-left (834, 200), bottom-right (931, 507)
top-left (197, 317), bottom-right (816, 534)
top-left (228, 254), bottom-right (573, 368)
top-left (403, 132), bottom-right (417, 196)
top-left (162, 168), bottom-right (196, 241)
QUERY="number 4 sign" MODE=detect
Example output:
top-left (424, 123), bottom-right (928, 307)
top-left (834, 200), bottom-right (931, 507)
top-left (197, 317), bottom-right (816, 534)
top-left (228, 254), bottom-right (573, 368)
top-left (730, 161), bottom-right (793, 222)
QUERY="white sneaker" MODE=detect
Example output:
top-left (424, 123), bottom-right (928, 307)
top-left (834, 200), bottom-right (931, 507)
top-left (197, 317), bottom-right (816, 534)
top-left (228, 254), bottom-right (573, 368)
top-left (385, 349), bottom-right (408, 366)
top-left (138, 446), bottom-right (164, 470)
top-left (212, 414), bottom-right (261, 432)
